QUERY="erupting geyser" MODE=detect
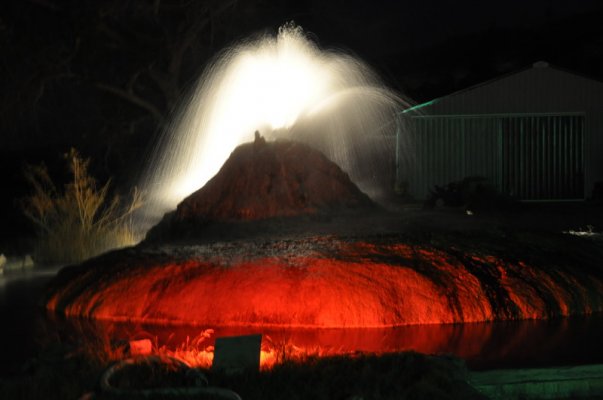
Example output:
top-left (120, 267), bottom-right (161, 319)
top-left (141, 23), bottom-right (407, 224)
top-left (44, 23), bottom-right (603, 368)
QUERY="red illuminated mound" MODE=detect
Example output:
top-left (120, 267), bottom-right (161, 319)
top-left (178, 135), bottom-right (374, 221)
top-left (146, 135), bottom-right (378, 242)
top-left (46, 236), bottom-right (603, 328)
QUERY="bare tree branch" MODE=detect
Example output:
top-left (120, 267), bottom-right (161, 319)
top-left (95, 82), bottom-right (165, 124)
top-left (168, 0), bottom-right (237, 76)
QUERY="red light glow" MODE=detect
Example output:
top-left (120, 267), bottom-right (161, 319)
top-left (56, 314), bottom-right (601, 370)
top-left (47, 241), bottom-right (603, 329)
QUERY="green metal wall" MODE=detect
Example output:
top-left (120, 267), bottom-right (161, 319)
top-left (401, 114), bottom-right (584, 200)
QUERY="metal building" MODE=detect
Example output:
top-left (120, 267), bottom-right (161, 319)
top-left (398, 61), bottom-right (603, 201)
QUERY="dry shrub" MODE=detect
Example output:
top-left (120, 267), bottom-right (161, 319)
top-left (21, 148), bottom-right (143, 263)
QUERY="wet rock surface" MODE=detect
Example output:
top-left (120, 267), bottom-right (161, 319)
top-left (45, 139), bottom-right (603, 328)
top-left (46, 227), bottom-right (603, 328)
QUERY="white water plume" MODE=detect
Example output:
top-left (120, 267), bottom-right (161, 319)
top-left (141, 23), bottom-right (409, 225)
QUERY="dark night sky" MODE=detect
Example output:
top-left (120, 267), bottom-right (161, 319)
top-left (3, 0), bottom-right (603, 146)
top-left (230, 1), bottom-right (603, 87)
top-left (282, 0), bottom-right (602, 53)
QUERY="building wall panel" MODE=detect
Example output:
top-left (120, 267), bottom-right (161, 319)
top-left (401, 64), bottom-right (603, 199)
top-left (403, 114), bottom-right (584, 201)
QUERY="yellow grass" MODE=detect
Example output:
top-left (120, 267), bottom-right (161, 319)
top-left (21, 148), bottom-right (143, 263)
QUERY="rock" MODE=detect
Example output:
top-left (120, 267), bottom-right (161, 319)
top-left (45, 234), bottom-right (603, 328)
top-left (23, 255), bottom-right (34, 269)
top-left (128, 339), bottom-right (153, 356)
top-left (2, 254), bottom-right (36, 273)
top-left (146, 138), bottom-right (377, 242)
top-left (0, 254), bottom-right (5, 275)
top-left (176, 138), bottom-right (374, 220)
top-left (44, 138), bottom-right (603, 331)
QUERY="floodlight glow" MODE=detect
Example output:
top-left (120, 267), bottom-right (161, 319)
top-left (142, 23), bottom-right (406, 222)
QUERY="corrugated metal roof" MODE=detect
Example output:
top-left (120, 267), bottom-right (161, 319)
top-left (402, 62), bottom-right (603, 116)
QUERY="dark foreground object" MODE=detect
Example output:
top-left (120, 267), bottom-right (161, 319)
top-left (0, 351), bottom-right (486, 400)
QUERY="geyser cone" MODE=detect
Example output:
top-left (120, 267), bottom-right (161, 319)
top-left (141, 23), bottom-right (409, 226)
top-left (179, 135), bottom-right (377, 219)
top-left (146, 136), bottom-right (377, 242)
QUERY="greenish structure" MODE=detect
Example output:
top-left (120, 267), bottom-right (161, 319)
top-left (470, 364), bottom-right (603, 399)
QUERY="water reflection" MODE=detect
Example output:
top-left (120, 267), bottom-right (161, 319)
top-left (0, 266), bottom-right (63, 375)
top-left (45, 313), bottom-right (603, 370)
top-left (2, 268), bottom-right (602, 373)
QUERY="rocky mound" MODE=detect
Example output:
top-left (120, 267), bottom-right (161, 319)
top-left (180, 134), bottom-right (374, 220)
top-left (46, 234), bottom-right (603, 328)
top-left (43, 134), bottom-right (603, 332)
top-left (146, 135), bottom-right (377, 242)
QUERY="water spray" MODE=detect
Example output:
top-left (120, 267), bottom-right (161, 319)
top-left (141, 23), bottom-right (409, 227)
